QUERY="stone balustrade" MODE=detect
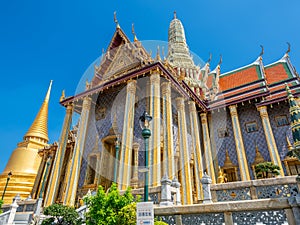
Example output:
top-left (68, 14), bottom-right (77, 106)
top-left (210, 176), bottom-right (299, 202)
top-left (155, 198), bottom-right (297, 225)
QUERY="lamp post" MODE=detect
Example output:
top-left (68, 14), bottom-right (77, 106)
top-left (114, 134), bottom-right (121, 183)
top-left (1, 171), bottom-right (12, 200)
top-left (139, 111), bottom-right (152, 202)
top-left (39, 157), bottom-right (51, 199)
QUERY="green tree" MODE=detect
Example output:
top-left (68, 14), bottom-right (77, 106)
top-left (0, 199), bottom-right (3, 214)
top-left (85, 183), bottom-right (138, 225)
top-left (154, 221), bottom-right (168, 225)
top-left (41, 203), bottom-right (83, 225)
top-left (255, 162), bottom-right (280, 179)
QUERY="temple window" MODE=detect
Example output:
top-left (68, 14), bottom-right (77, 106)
top-left (275, 115), bottom-right (289, 127)
top-left (245, 121), bottom-right (258, 133)
top-left (217, 128), bottom-right (229, 138)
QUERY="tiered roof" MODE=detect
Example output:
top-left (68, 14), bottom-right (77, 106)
top-left (209, 51), bottom-right (300, 109)
top-left (60, 14), bottom-right (299, 114)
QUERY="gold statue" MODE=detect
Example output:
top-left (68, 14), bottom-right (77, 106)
top-left (217, 166), bottom-right (226, 184)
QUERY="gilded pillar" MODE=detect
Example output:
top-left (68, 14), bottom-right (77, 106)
top-left (118, 80), bottom-right (137, 190)
top-left (131, 142), bottom-right (140, 188)
top-left (257, 106), bottom-right (284, 176)
top-left (45, 103), bottom-right (73, 206)
top-left (176, 97), bottom-right (193, 205)
top-left (149, 73), bottom-right (161, 186)
top-left (31, 152), bottom-right (47, 199)
top-left (161, 82), bottom-right (175, 179)
top-left (189, 101), bottom-right (203, 201)
top-left (200, 113), bottom-right (216, 184)
top-left (64, 96), bottom-right (92, 206)
top-left (229, 105), bottom-right (250, 181)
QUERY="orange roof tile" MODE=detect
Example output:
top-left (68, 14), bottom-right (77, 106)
top-left (207, 74), bottom-right (213, 88)
top-left (265, 63), bottom-right (290, 84)
top-left (219, 66), bottom-right (260, 91)
top-left (221, 82), bottom-right (263, 98)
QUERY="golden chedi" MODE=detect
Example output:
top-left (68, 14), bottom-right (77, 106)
top-left (0, 81), bottom-right (52, 204)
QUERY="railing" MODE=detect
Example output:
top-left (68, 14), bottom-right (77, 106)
top-left (0, 210), bottom-right (11, 224)
top-left (155, 198), bottom-right (296, 225)
top-left (76, 205), bottom-right (88, 220)
top-left (2, 199), bottom-right (38, 213)
top-left (210, 176), bottom-right (299, 202)
top-left (121, 186), bottom-right (162, 204)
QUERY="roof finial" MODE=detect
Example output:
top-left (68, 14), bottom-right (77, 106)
top-left (174, 11), bottom-right (177, 19)
top-left (114, 11), bottom-right (120, 29)
top-left (132, 23), bottom-right (137, 42)
top-left (156, 46), bottom-right (161, 61)
top-left (259, 45), bottom-right (264, 57)
top-left (162, 46), bottom-right (165, 60)
top-left (206, 53), bottom-right (212, 64)
top-left (218, 54), bottom-right (223, 66)
top-left (286, 42), bottom-right (291, 55)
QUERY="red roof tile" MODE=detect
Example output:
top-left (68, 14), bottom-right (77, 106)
top-left (265, 63), bottom-right (290, 84)
top-left (207, 75), bottom-right (213, 88)
top-left (219, 66), bottom-right (260, 91)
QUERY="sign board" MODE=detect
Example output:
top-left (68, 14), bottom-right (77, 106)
top-left (136, 202), bottom-right (154, 225)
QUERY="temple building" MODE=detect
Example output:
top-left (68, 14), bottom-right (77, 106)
top-left (2, 13), bottom-right (300, 206)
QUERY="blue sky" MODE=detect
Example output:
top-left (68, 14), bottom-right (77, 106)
top-left (0, 0), bottom-right (300, 172)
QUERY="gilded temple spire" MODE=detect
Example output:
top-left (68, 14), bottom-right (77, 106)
top-left (167, 12), bottom-right (195, 69)
top-left (132, 23), bottom-right (138, 42)
top-left (286, 136), bottom-right (293, 151)
top-left (24, 80), bottom-right (52, 142)
top-left (253, 142), bottom-right (265, 165)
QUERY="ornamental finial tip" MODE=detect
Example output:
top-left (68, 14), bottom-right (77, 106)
top-left (206, 53), bottom-right (212, 64)
top-left (218, 54), bottom-right (222, 66)
top-left (114, 11), bottom-right (120, 28)
top-left (286, 42), bottom-right (291, 55)
top-left (174, 11), bottom-right (177, 19)
top-left (259, 45), bottom-right (264, 57)
top-left (132, 23), bottom-right (137, 42)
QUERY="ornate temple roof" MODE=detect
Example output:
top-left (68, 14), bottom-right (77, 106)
top-left (62, 14), bottom-right (300, 113)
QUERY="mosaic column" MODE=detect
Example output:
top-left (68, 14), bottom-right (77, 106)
top-left (45, 103), bottom-right (73, 206)
top-left (257, 106), bottom-right (284, 176)
top-left (118, 80), bottom-right (137, 190)
top-left (149, 73), bottom-right (161, 186)
top-left (161, 82), bottom-right (175, 179)
top-left (229, 105), bottom-right (250, 181)
top-left (189, 101), bottom-right (203, 201)
top-left (131, 142), bottom-right (140, 188)
top-left (208, 113), bottom-right (219, 179)
top-left (200, 113), bottom-right (216, 184)
top-left (176, 97), bottom-right (193, 205)
top-left (64, 96), bottom-right (92, 206)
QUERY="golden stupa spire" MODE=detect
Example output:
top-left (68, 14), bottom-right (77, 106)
top-left (223, 149), bottom-right (234, 168)
top-left (24, 80), bottom-right (52, 142)
top-left (253, 142), bottom-right (265, 165)
top-left (286, 135), bottom-right (293, 151)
